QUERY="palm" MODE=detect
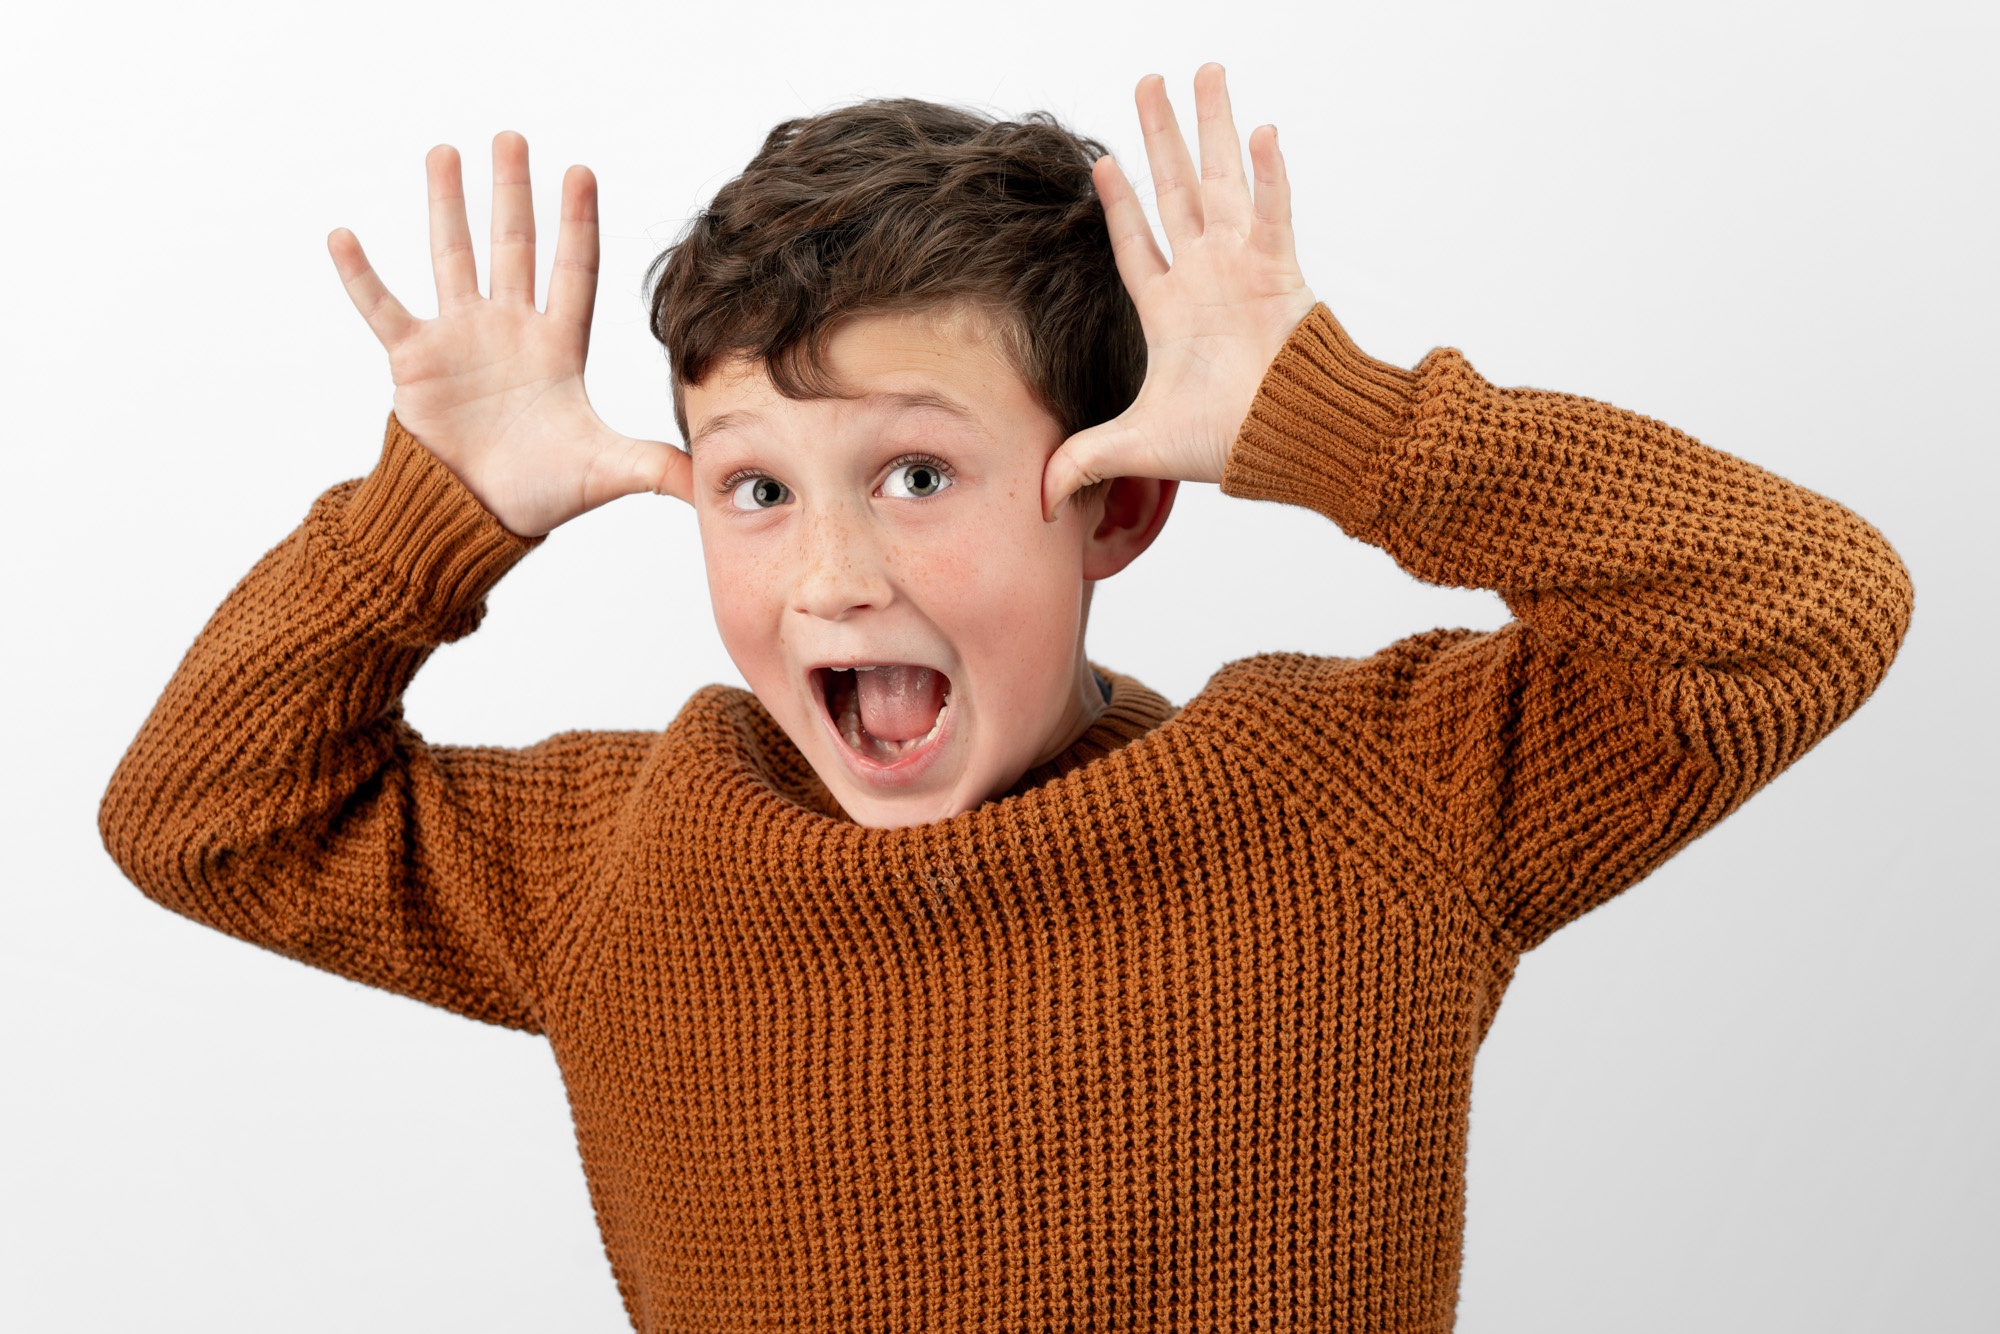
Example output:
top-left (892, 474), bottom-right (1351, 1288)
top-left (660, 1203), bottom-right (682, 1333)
top-left (1122, 251), bottom-right (1313, 477)
top-left (1044, 66), bottom-right (1317, 517)
top-left (385, 288), bottom-right (606, 535)
top-left (389, 296), bottom-right (580, 444)
top-left (328, 134), bottom-right (689, 537)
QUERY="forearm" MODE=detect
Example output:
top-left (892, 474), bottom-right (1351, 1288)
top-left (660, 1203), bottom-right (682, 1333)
top-left (98, 415), bottom-right (548, 1015)
top-left (1227, 306), bottom-right (1910, 716)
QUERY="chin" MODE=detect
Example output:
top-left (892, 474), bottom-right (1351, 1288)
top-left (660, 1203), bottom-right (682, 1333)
top-left (840, 789), bottom-right (974, 830)
top-left (812, 736), bottom-right (1008, 829)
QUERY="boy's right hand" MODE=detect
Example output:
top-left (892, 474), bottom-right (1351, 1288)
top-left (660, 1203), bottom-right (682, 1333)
top-left (328, 133), bottom-right (690, 538)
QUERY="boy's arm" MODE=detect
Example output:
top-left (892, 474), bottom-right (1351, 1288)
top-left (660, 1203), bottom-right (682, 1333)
top-left (1222, 307), bottom-right (1912, 947)
top-left (98, 415), bottom-right (656, 1028)
top-left (99, 132), bottom-right (692, 1023)
top-left (1048, 66), bottom-right (1910, 947)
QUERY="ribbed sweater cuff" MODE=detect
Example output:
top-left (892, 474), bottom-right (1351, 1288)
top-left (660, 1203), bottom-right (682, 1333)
top-left (1220, 304), bottom-right (1422, 542)
top-left (340, 413), bottom-right (541, 611)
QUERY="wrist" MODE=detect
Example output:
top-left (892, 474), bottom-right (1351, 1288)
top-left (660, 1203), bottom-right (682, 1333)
top-left (342, 412), bottom-right (543, 609)
top-left (1214, 288), bottom-right (1321, 476)
top-left (1220, 303), bottom-right (1421, 539)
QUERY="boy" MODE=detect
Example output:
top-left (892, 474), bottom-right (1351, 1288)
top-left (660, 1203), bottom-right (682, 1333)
top-left (100, 65), bottom-right (1911, 1331)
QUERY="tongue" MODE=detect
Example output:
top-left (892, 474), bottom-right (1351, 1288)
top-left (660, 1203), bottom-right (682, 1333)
top-left (856, 666), bottom-right (946, 742)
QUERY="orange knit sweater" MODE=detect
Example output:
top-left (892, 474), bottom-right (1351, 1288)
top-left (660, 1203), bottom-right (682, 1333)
top-left (100, 306), bottom-right (1912, 1331)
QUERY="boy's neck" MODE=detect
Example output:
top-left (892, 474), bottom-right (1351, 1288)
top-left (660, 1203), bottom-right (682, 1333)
top-left (1025, 658), bottom-right (1115, 774)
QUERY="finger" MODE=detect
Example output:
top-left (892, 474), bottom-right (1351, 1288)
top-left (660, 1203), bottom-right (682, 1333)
top-left (426, 144), bottom-right (479, 307)
top-left (1192, 62), bottom-right (1251, 230)
top-left (1093, 156), bottom-right (1168, 292)
top-left (547, 165), bottom-right (600, 340)
top-left (327, 228), bottom-right (420, 348)
top-left (1041, 423), bottom-right (1124, 522)
top-left (1247, 125), bottom-right (1298, 259)
top-left (595, 436), bottom-right (693, 506)
top-left (648, 441), bottom-right (695, 505)
top-left (1135, 73), bottom-right (1203, 247)
top-left (489, 131), bottom-right (535, 304)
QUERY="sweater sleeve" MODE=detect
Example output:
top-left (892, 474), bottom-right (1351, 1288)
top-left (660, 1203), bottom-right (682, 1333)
top-left (1221, 305), bottom-right (1914, 950)
top-left (97, 414), bottom-right (657, 1030)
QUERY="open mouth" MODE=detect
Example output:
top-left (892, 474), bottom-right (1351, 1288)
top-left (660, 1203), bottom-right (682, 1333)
top-left (815, 665), bottom-right (952, 766)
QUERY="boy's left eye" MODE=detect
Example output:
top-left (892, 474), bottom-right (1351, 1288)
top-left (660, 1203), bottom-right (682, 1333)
top-left (879, 461), bottom-right (952, 499)
top-left (730, 476), bottom-right (791, 510)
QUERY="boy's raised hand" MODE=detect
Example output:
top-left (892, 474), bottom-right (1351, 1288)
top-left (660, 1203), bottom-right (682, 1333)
top-left (329, 133), bottom-right (691, 537)
top-left (1043, 65), bottom-right (1318, 520)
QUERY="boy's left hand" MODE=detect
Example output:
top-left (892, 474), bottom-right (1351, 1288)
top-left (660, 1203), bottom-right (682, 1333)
top-left (1043, 64), bottom-right (1318, 520)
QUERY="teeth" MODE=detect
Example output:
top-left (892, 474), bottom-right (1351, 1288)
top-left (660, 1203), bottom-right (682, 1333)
top-left (838, 677), bottom-right (864, 750)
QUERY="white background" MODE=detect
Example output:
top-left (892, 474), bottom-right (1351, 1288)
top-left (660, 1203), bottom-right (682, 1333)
top-left (4, 1), bottom-right (1994, 1329)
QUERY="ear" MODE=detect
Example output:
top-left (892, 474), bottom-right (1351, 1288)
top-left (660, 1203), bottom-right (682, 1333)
top-left (1081, 477), bottom-right (1179, 581)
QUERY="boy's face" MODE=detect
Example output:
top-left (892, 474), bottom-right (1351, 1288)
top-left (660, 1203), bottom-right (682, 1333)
top-left (683, 306), bottom-right (1144, 828)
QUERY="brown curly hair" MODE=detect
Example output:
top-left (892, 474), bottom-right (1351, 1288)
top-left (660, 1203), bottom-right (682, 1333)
top-left (646, 99), bottom-right (1145, 443)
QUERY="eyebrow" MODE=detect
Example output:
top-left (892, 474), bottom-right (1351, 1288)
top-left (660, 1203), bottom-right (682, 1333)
top-left (686, 390), bottom-right (982, 452)
top-left (686, 410), bottom-right (759, 452)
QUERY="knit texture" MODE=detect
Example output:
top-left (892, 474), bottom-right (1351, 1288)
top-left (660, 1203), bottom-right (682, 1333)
top-left (100, 305), bottom-right (1913, 1331)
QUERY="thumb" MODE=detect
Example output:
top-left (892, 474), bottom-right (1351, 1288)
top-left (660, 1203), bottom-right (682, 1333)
top-left (594, 435), bottom-right (694, 508)
top-left (645, 440), bottom-right (695, 505)
top-left (1042, 420), bottom-right (1133, 522)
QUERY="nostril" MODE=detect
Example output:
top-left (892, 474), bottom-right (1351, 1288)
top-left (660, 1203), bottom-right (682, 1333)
top-left (793, 572), bottom-right (889, 620)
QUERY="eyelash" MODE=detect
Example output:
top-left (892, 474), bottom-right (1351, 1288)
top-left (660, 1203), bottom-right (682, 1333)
top-left (714, 454), bottom-right (956, 502)
top-left (717, 468), bottom-right (775, 497)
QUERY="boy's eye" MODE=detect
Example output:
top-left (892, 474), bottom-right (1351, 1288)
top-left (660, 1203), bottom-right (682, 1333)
top-left (731, 476), bottom-right (791, 511)
top-left (880, 461), bottom-right (952, 499)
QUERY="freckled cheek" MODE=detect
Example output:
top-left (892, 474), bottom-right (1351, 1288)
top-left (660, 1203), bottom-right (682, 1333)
top-left (699, 530), bottom-right (796, 682)
top-left (908, 502), bottom-right (1084, 666)
top-left (891, 534), bottom-right (979, 618)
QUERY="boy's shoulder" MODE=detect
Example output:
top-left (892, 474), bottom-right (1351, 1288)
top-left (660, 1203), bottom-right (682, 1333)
top-left (1185, 627), bottom-right (1499, 727)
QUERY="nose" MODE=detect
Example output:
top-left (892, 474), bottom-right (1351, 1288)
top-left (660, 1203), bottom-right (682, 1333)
top-left (791, 503), bottom-right (892, 622)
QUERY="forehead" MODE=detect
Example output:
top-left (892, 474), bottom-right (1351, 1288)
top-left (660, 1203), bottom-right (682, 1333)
top-left (683, 307), bottom-right (1051, 451)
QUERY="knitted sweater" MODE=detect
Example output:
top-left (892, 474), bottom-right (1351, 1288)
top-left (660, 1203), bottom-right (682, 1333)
top-left (99, 306), bottom-right (1912, 1331)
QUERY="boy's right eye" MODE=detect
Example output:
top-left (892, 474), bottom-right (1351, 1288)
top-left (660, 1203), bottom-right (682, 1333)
top-left (731, 476), bottom-right (791, 511)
